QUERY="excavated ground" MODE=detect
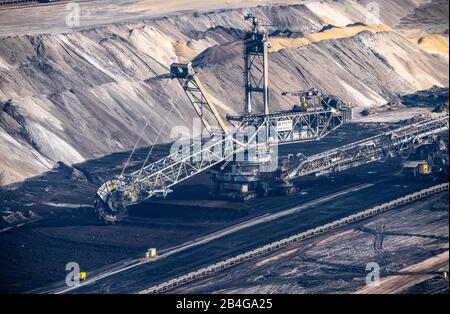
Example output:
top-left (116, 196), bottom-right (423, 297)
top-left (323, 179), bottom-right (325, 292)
top-left (0, 1), bottom-right (448, 186)
top-left (0, 0), bottom-right (448, 294)
top-left (0, 122), bottom-right (425, 293)
top-left (172, 192), bottom-right (449, 294)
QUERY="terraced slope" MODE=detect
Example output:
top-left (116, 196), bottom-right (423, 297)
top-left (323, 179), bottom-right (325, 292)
top-left (0, 1), bottom-right (448, 185)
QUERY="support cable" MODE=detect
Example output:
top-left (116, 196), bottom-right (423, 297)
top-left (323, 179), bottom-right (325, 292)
top-left (120, 77), bottom-right (171, 176)
top-left (138, 73), bottom-right (189, 175)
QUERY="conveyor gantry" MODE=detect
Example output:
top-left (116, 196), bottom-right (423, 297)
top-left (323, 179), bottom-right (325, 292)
top-left (285, 115), bottom-right (449, 179)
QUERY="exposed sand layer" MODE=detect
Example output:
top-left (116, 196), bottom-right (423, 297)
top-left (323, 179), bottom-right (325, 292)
top-left (173, 40), bottom-right (198, 63)
top-left (409, 34), bottom-right (449, 55)
top-left (269, 24), bottom-right (392, 52)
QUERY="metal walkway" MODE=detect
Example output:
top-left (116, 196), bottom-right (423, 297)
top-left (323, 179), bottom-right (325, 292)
top-left (286, 115), bottom-right (449, 179)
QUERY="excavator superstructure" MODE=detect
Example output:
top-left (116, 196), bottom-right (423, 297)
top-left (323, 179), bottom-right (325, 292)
top-left (94, 13), bottom-right (448, 223)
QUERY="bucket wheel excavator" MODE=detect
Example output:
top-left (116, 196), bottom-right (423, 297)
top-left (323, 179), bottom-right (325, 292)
top-left (93, 13), bottom-right (448, 223)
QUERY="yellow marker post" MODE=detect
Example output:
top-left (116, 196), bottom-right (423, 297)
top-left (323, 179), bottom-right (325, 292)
top-left (146, 248), bottom-right (157, 259)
